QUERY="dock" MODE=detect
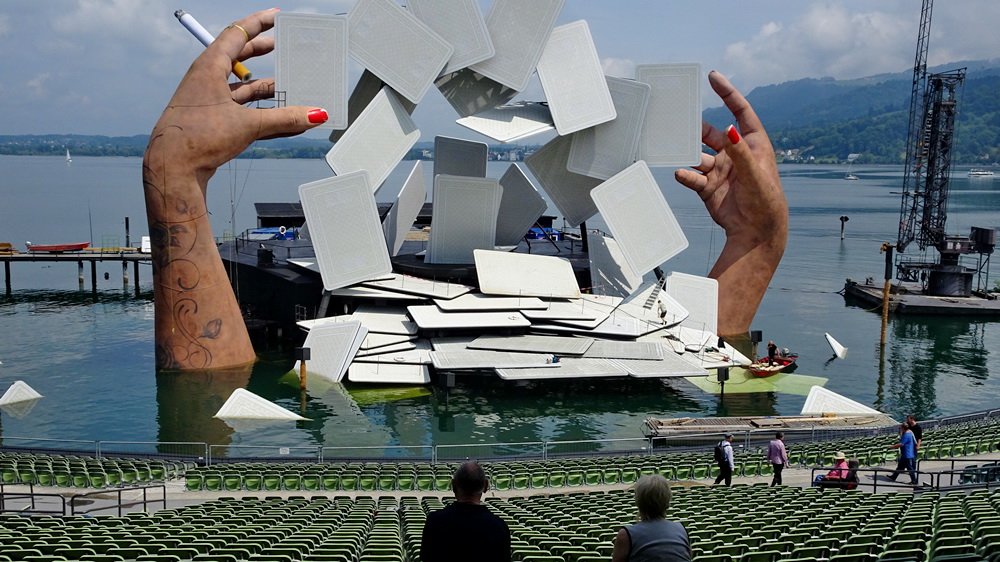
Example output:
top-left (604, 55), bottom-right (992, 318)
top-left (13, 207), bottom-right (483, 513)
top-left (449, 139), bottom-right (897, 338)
top-left (1, 248), bottom-right (150, 296)
top-left (843, 278), bottom-right (1000, 315)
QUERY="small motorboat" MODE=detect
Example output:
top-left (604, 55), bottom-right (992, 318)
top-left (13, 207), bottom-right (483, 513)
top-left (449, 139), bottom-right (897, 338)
top-left (748, 354), bottom-right (798, 378)
top-left (25, 241), bottom-right (90, 253)
top-left (844, 173), bottom-right (859, 181)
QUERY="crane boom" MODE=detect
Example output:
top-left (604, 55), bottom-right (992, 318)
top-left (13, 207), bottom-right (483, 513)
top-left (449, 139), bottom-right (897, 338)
top-left (896, 0), bottom-right (934, 253)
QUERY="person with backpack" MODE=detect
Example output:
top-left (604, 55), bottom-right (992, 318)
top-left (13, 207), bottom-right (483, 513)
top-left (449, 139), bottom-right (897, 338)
top-left (713, 434), bottom-right (735, 486)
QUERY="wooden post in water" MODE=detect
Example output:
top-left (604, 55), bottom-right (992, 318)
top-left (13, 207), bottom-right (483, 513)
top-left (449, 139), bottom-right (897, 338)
top-left (879, 243), bottom-right (894, 346)
top-left (295, 347), bottom-right (310, 392)
top-left (78, 261), bottom-right (84, 290)
top-left (122, 261), bottom-right (129, 290)
top-left (133, 261), bottom-right (140, 297)
top-left (90, 262), bottom-right (97, 295)
top-left (3, 260), bottom-right (10, 295)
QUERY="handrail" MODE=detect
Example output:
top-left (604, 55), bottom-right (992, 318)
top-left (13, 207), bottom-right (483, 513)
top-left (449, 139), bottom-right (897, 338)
top-left (0, 482), bottom-right (66, 515)
top-left (70, 484), bottom-right (166, 517)
top-left (809, 460), bottom-right (1000, 493)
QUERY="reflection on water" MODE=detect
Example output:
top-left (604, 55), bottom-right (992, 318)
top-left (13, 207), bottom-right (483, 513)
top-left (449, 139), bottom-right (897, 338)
top-left (880, 316), bottom-right (991, 419)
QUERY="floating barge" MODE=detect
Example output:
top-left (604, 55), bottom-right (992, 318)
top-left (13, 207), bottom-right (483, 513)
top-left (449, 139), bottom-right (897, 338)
top-left (643, 413), bottom-right (899, 439)
top-left (843, 278), bottom-right (1000, 316)
top-left (645, 386), bottom-right (898, 442)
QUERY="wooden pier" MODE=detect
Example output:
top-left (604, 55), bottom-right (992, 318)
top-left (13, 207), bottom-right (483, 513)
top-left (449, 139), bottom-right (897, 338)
top-left (1, 248), bottom-right (150, 297)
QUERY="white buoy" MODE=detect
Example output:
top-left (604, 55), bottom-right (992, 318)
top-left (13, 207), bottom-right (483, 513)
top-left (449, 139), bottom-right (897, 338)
top-left (825, 332), bottom-right (848, 359)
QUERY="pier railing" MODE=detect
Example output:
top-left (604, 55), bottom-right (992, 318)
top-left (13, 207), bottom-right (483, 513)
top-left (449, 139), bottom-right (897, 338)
top-left (2, 407), bottom-right (998, 464)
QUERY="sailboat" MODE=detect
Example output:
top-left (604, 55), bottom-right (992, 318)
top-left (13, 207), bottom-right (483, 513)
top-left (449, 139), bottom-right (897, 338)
top-left (65, 148), bottom-right (72, 164)
top-left (844, 154), bottom-right (859, 180)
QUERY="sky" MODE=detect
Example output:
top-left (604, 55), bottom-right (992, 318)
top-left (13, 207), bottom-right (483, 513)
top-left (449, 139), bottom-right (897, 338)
top-left (1, 0), bottom-right (998, 139)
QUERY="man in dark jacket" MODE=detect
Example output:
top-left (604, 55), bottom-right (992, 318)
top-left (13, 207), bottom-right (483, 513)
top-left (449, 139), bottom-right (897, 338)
top-left (421, 461), bottom-right (511, 562)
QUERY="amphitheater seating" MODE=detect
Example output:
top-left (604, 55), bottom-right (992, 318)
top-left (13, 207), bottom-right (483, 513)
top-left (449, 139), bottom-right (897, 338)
top-left (0, 452), bottom-right (193, 490)
top-left (180, 413), bottom-right (1000, 492)
top-left (3, 414), bottom-right (998, 495)
top-left (0, 484), bottom-right (998, 561)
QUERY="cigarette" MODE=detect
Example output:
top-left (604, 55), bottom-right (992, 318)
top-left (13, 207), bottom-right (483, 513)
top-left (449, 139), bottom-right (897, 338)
top-left (174, 9), bottom-right (252, 83)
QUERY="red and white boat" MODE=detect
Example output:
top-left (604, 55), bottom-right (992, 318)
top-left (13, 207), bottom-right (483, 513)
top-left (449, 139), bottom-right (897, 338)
top-left (25, 241), bottom-right (90, 253)
top-left (748, 354), bottom-right (798, 378)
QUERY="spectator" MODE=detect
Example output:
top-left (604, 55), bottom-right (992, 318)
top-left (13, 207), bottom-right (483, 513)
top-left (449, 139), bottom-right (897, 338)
top-left (612, 474), bottom-right (692, 562)
top-left (888, 423), bottom-right (919, 485)
top-left (906, 414), bottom-right (923, 450)
top-left (814, 451), bottom-right (849, 484)
top-left (714, 434), bottom-right (736, 486)
top-left (766, 432), bottom-right (789, 486)
top-left (421, 461), bottom-right (511, 562)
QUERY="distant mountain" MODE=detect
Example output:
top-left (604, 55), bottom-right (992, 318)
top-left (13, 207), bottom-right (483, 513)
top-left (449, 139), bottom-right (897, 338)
top-left (4, 59), bottom-right (999, 164)
top-left (705, 59), bottom-right (1000, 164)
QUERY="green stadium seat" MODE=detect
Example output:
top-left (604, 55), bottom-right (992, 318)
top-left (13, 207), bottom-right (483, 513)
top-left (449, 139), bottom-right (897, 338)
top-left (222, 473), bottom-right (242, 491)
top-left (202, 472), bottom-right (223, 492)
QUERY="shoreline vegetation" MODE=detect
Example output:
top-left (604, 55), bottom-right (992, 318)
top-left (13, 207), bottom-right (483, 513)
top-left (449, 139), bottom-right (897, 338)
top-left (1, 132), bottom-right (997, 165)
top-left (0, 135), bottom-right (538, 162)
top-left (3, 60), bottom-right (999, 165)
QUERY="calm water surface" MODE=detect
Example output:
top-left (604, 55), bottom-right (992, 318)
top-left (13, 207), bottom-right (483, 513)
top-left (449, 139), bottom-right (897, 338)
top-left (1, 155), bottom-right (1000, 454)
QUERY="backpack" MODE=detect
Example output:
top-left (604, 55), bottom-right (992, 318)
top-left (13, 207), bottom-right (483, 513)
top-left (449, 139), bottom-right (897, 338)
top-left (714, 442), bottom-right (727, 464)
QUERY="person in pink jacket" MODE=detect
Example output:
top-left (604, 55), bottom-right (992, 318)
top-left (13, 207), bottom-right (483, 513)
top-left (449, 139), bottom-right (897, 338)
top-left (766, 432), bottom-right (789, 486)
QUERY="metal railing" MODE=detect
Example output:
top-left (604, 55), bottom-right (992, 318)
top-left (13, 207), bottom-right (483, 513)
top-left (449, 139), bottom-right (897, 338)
top-left (809, 460), bottom-right (1000, 493)
top-left (0, 407), bottom-right (998, 465)
top-left (544, 437), bottom-right (651, 459)
top-left (0, 436), bottom-right (99, 456)
top-left (208, 445), bottom-right (322, 465)
top-left (435, 441), bottom-right (546, 462)
top-left (70, 484), bottom-right (166, 517)
top-left (97, 440), bottom-right (208, 461)
top-left (321, 445), bottom-right (433, 462)
top-left (0, 482), bottom-right (66, 515)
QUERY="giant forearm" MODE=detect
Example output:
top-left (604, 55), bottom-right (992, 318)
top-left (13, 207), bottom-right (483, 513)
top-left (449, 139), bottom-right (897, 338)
top-left (143, 128), bottom-right (255, 370)
top-left (711, 220), bottom-right (787, 337)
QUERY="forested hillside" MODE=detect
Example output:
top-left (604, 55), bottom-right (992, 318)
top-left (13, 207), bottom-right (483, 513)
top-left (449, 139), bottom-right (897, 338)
top-left (704, 60), bottom-right (1000, 164)
top-left (3, 60), bottom-right (999, 164)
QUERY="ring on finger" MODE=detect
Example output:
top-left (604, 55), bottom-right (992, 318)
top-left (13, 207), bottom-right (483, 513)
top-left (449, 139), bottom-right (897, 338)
top-left (227, 23), bottom-right (250, 43)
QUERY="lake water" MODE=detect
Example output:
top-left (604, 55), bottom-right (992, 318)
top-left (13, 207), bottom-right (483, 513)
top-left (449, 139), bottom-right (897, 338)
top-left (2, 155), bottom-right (1000, 455)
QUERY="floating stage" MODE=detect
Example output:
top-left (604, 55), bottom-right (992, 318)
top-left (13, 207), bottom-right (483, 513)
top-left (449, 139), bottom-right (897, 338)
top-left (843, 278), bottom-right (1000, 316)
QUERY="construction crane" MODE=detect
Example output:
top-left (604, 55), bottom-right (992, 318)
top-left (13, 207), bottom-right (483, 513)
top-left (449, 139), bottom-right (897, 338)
top-left (893, 0), bottom-right (992, 297)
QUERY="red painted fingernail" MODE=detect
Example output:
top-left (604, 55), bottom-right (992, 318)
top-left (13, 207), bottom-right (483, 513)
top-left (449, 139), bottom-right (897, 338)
top-left (727, 125), bottom-right (741, 145)
top-left (307, 108), bottom-right (328, 124)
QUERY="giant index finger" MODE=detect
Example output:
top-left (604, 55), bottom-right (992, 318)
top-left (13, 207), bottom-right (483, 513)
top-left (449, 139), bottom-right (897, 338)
top-left (709, 70), bottom-right (764, 136)
top-left (216, 8), bottom-right (280, 62)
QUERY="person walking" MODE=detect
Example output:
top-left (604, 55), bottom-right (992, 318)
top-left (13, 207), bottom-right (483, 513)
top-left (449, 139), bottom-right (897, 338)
top-left (887, 423), bottom-right (919, 486)
top-left (766, 432), bottom-right (789, 486)
top-left (714, 434), bottom-right (735, 486)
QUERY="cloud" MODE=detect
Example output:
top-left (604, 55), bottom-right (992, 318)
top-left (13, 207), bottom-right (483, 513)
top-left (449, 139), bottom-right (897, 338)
top-left (722, 3), bottom-right (915, 90)
top-left (26, 73), bottom-right (51, 96)
top-left (52, 0), bottom-right (187, 56)
top-left (602, 57), bottom-right (636, 80)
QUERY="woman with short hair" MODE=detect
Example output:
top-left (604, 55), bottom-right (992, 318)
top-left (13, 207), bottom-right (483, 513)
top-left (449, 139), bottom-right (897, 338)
top-left (612, 475), bottom-right (692, 562)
